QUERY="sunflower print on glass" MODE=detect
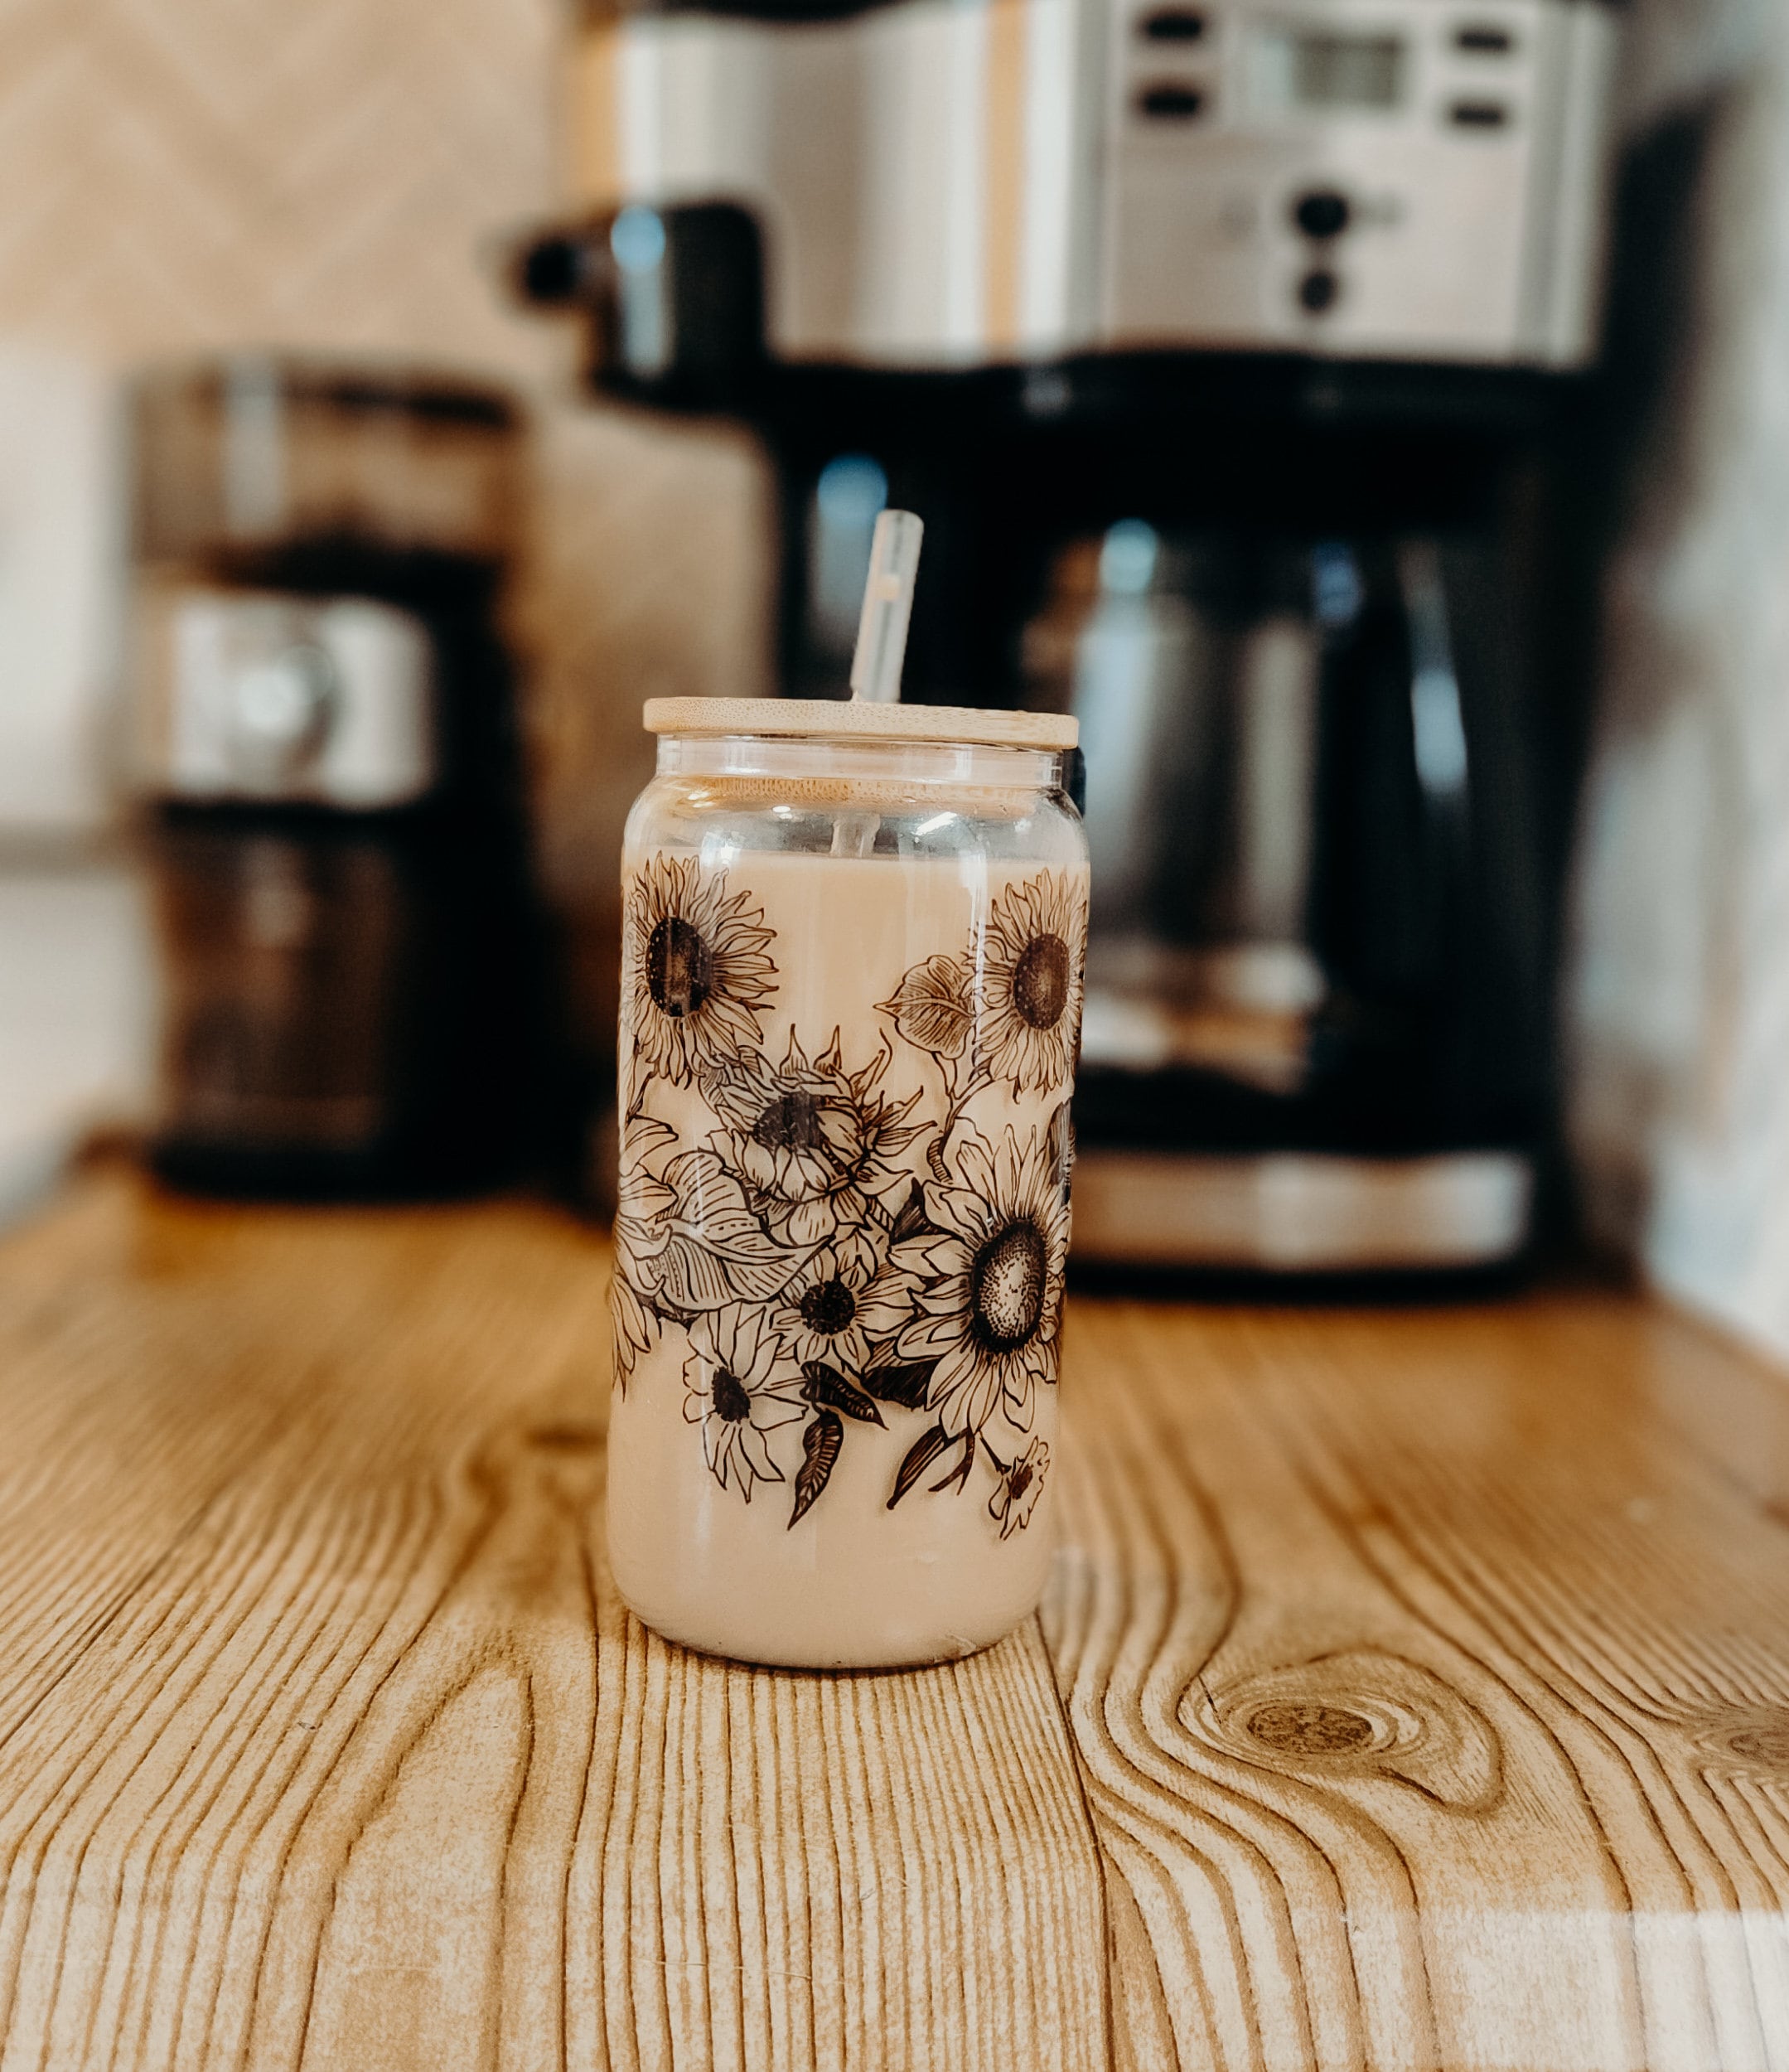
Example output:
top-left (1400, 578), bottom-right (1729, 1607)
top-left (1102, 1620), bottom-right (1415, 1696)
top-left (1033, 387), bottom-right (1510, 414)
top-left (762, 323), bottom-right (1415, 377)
top-left (613, 846), bottom-right (1082, 1539)
top-left (623, 855), bottom-right (777, 1089)
top-left (768, 1227), bottom-right (914, 1373)
top-left (892, 1123), bottom-right (1070, 1440)
top-left (988, 1437), bottom-right (1050, 1539)
top-left (699, 1029), bottom-right (922, 1249)
top-left (979, 871), bottom-right (1086, 1096)
top-left (681, 1302), bottom-right (808, 1500)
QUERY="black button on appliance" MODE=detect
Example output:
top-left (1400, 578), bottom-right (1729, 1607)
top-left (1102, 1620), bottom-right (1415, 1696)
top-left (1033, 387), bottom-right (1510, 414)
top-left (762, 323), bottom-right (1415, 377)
top-left (1449, 99), bottom-right (1510, 127)
top-left (1139, 7), bottom-right (1206, 39)
top-left (1298, 269), bottom-right (1341, 314)
top-left (1292, 190), bottom-right (1351, 240)
top-left (1454, 23), bottom-right (1514, 52)
top-left (1137, 82), bottom-right (1205, 119)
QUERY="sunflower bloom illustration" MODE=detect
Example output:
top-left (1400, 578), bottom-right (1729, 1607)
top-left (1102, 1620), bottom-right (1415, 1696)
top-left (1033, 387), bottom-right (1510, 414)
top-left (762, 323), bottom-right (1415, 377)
top-left (624, 856), bottom-right (777, 1088)
top-left (682, 1303), bottom-right (808, 1499)
top-left (701, 1029), bottom-right (922, 1247)
top-left (892, 1125), bottom-right (1070, 1439)
top-left (979, 872), bottom-right (1086, 1095)
top-left (768, 1228), bottom-right (916, 1373)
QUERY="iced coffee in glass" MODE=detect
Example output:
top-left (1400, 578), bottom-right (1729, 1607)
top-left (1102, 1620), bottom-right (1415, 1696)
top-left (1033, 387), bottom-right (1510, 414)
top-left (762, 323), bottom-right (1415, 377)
top-left (607, 696), bottom-right (1087, 1668)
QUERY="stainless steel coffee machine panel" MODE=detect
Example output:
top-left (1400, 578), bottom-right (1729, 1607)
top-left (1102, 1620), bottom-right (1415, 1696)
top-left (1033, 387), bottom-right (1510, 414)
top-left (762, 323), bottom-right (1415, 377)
top-left (1104, 0), bottom-right (1615, 361)
top-left (570, 0), bottom-right (1614, 366)
top-left (134, 588), bottom-right (435, 807)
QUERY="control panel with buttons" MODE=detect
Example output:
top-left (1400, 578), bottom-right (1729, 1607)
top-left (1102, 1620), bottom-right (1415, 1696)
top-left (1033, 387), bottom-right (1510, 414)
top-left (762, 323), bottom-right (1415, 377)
top-left (1101, 0), bottom-right (1615, 365)
top-left (581, 0), bottom-right (1616, 370)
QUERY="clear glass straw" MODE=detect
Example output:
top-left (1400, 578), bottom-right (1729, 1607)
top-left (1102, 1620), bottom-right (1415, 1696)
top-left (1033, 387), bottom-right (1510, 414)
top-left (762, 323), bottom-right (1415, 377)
top-left (832, 509), bottom-right (925, 856)
top-left (849, 510), bottom-right (923, 704)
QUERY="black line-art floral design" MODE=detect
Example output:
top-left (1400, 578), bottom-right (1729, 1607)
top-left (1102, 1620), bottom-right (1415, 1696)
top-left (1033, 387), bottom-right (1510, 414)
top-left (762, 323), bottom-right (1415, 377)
top-left (979, 872), bottom-right (1085, 1096)
top-left (988, 1437), bottom-right (1050, 1539)
top-left (614, 854), bottom-right (1083, 1536)
top-left (681, 1303), bottom-right (808, 1499)
top-left (769, 1230), bottom-right (912, 1372)
top-left (701, 1030), bottom-right (922, 1249)
top-left (611, 1110), bottom-right (678, 1389)
top-left (880, 953), bottom-right (974, 1061)
top-left (889, 1124), bottom-right (1070, 1440)
top-left (878, 951), bottom-right (988, 1184)
top-left (651, 1148), bottom-right (797, 1310)
top-left (624, 855), bottom-right (777, 1090)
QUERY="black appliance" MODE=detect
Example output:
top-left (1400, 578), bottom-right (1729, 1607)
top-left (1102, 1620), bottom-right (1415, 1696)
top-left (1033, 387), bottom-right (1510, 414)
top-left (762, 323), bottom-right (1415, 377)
top-left (515, 0), bottom-right (1620, 1271)
top-left (130, 359), bottom-right (543, 1198)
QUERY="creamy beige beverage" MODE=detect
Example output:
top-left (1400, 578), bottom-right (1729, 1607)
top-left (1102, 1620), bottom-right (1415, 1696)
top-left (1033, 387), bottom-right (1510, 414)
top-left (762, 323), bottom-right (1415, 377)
top-left (609, 844), bottom-right (1087, 1667)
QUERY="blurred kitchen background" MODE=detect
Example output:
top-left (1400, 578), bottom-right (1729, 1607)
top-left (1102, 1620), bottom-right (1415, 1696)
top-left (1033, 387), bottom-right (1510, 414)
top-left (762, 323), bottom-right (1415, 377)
top-left (0, 0), bottom-right (768, 1215)
top-left (5, 0), bottom-right (1789, 1358)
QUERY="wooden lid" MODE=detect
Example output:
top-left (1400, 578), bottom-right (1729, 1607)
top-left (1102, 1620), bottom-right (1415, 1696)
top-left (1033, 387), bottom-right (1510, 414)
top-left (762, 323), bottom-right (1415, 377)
top-left (642, 697), bottom-right (1077, 752)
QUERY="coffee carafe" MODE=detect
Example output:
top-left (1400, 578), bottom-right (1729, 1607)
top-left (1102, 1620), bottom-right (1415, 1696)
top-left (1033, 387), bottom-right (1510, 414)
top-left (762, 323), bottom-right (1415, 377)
top-left (1036, 516), bottom-right (1550, 1271)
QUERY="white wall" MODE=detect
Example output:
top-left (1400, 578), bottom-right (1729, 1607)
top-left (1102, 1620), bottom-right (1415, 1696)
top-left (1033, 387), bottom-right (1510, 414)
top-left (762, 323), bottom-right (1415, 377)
top-left (0, 348), bottom-right (123, 839)
top-left (1567, 2), bottom-right (1789, 1361)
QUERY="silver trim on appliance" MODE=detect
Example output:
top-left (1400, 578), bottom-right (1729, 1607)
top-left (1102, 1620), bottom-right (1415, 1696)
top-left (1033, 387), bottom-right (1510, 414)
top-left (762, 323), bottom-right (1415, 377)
top-left (581, 0), bottom-right (1617, 369)
top-left (133, 586), bottom-right (436, 808)
top-left (1070, 1148), bottom-right (1534, 1268)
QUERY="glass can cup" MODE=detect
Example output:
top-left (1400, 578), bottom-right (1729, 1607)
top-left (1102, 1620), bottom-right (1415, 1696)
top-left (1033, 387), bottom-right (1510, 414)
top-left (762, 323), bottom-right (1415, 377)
top-left (609, 698), bottom-right (1088, 1668)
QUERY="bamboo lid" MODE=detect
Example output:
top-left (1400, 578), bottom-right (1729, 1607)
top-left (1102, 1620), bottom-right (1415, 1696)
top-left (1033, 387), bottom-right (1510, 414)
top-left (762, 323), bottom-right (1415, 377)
top-left (642, 697), bottom-right (1077, 753)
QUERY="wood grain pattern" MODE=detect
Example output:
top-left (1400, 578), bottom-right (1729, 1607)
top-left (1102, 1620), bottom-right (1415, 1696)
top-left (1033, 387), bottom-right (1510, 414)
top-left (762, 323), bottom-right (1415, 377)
top-left (0, 1176), bottom-right (1105, 2072)
top-left (1047, 1298), bottom-right (1789, 2071)
top-left (2, 1169), bottom-right (1789, 2068)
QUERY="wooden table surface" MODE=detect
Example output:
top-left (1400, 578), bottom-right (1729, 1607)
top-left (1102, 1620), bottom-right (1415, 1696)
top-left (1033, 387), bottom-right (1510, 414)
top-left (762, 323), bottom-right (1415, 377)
top-left (2, 1171), bottom-right (1788, 2070)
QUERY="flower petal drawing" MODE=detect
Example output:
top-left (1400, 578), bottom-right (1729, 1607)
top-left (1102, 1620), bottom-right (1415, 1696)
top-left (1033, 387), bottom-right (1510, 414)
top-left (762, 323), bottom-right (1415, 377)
top-left (989, 1437), bottom-right (1050, 1538)
top-left (624, 857), bottom-right (777, 1089)
top-left (979, 872), bottom-right (1087, 1096)
top-left (892, 1124), bottom-right (1070, 1441)
top-left (701, 1029), bottom-right (922, 1247)
top-left (768, 1229), bottom-right (916, 1372)
top-left (682, 1303), bottom-right (808, 1500)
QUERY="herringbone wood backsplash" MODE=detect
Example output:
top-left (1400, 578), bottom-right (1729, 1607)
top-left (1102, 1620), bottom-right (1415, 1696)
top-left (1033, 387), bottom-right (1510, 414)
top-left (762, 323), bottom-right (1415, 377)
top-left (0, 0), bottom-right (771, 999)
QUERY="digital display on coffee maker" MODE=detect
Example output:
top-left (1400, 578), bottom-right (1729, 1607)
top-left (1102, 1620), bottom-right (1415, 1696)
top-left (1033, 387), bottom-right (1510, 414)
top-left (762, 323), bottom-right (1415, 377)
top-left (1250, 25), bottom-right (1406, 111)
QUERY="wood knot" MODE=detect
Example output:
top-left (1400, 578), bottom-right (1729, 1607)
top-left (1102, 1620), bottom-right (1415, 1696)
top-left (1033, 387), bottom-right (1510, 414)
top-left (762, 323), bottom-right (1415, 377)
top-left (1689, 1707), bottom-right (1789, 1774)
top-left (1245, 1702), bottom-right (1377, 1756)
top-left (1192, 1648), bottom-right (1502, 1811)
top-left (1726, 1721), bottom-right (1789, 1766)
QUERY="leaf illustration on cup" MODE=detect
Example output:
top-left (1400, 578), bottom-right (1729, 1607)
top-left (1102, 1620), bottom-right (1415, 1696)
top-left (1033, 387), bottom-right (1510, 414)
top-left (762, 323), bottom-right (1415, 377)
top-left (802, 1359), bottom-right (886, 1426)
top-left (790, 1410), bottom-right (844, 1529)
top-left (880, 952), bottom-right (996, 1179)
top-left (887, 1424), bottom-right (955, 1510)
top-left (879, 953), bottom-right (975, 1060)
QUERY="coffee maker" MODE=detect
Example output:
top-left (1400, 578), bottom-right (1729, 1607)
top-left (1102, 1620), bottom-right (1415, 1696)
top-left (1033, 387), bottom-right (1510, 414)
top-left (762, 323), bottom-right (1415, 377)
top-left (520, 0), bottom-right (1618, 1272)
top-left (130, 360), bottom-right (544, 1198)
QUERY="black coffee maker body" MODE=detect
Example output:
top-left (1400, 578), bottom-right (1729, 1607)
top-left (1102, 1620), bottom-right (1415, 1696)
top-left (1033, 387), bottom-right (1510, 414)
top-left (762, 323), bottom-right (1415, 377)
top-left (130, 361), bottom-right (541, 1198)
top-left (520, 0), bottom-right (1620, 1273)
